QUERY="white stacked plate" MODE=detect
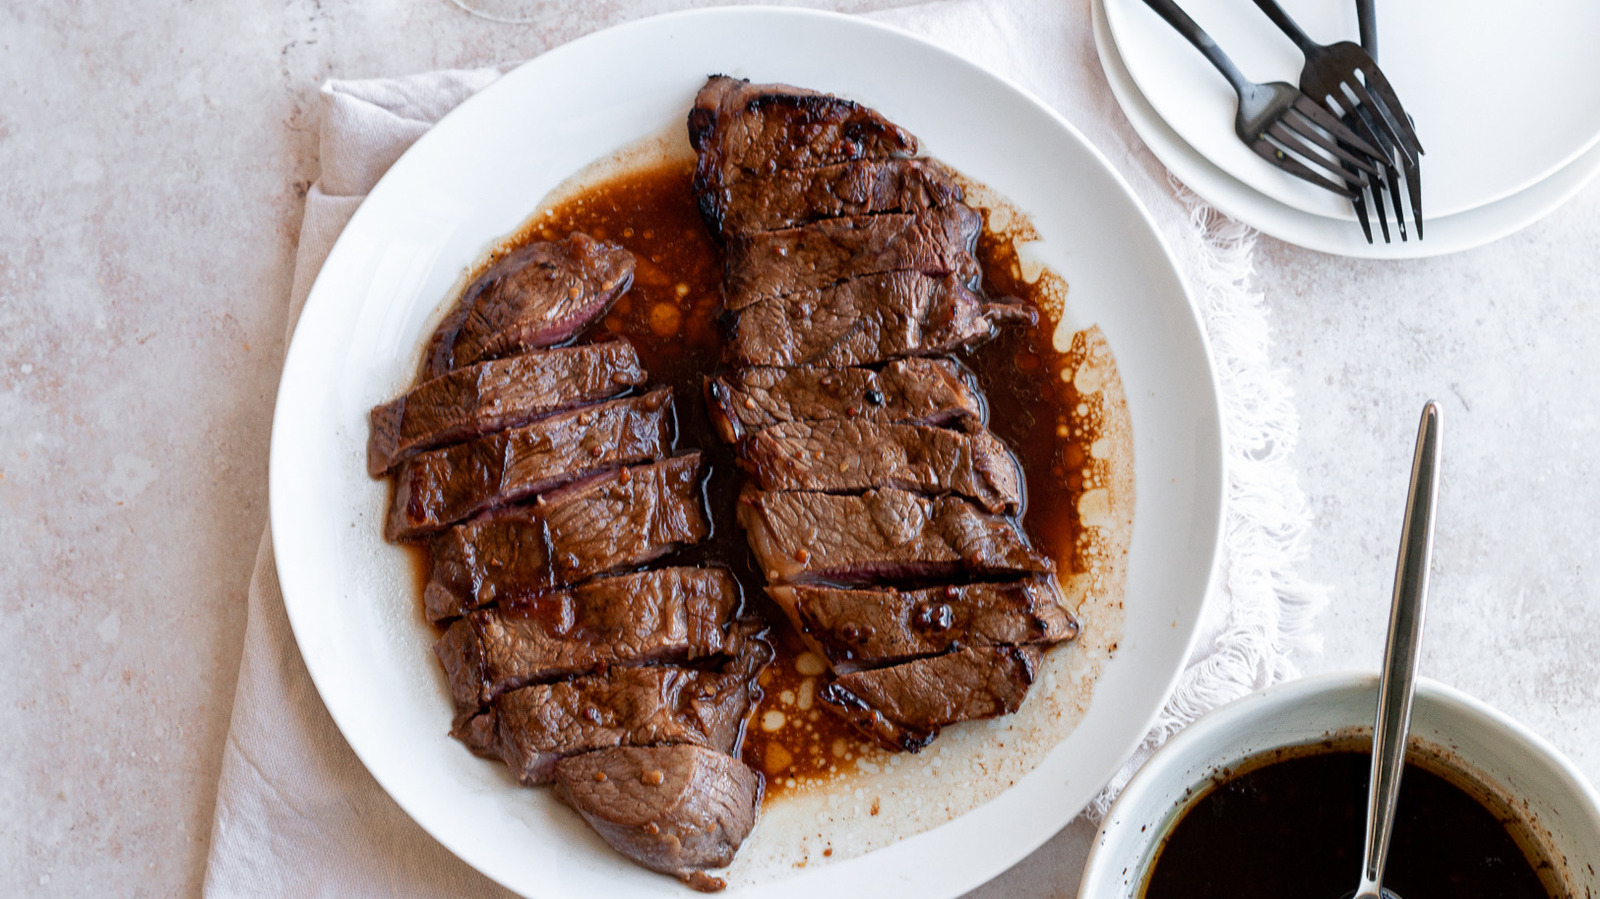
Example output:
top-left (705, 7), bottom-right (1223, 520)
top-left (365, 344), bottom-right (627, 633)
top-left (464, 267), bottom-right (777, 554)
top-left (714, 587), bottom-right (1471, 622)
top-left (1095, 0), bottom-right (1600, 257)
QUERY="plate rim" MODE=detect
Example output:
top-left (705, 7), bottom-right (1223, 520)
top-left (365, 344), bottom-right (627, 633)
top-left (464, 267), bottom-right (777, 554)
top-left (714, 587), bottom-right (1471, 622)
top-left (268, 6), bottom-right (1227, 896)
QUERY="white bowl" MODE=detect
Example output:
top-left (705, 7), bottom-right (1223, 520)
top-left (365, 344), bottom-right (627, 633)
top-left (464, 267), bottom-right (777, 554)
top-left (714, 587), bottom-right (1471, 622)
top-left (1079, 673), bottom-right (1600, 898)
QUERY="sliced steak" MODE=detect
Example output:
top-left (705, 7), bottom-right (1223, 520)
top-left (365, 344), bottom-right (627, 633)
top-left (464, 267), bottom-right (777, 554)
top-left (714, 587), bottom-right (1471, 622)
top-left (707, 157), bottom-right (963, 239)
top-left (820, 645), bottom-right (1041, 752)
top-left (687, 76), bottom-right (917, 206)
top-left (768, 579), bottom-right (1076, 671)
top-left (722, 207), bottom-right (982, 312)
top-left (434, 567), bottom-right (740, 724)
top-left (386, 389), bottom-right (674, 539)
top-left (367, 340), bottom-right (645, 476)
top-left (737, 486), bottom-right (1052, 586)
top-left (456, 623), bottom-right (769, 784)
top-left (553, 745), bottom-right (761, 891)
top-left (739, 419), bottom-right (1023, 514)
top-left (541, 454), bottom-right (710, 582)
top-left (422, 232), bottom-right (634, 378)
top-left (724, 272), bottom-right (1033, 368)
top-left (706, 357), bottom-right (984, 444)
top-left (423, 508), bottom-right (553, 624)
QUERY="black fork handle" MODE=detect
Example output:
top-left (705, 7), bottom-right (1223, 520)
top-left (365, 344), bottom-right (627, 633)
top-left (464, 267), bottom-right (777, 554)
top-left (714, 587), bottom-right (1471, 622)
top-left (1139, 0), bottom-right (1251, 95)
top-left (1357, 0), bottom-right (1378, 59)
top-left (1251, 0), bottom-right (1318, 56)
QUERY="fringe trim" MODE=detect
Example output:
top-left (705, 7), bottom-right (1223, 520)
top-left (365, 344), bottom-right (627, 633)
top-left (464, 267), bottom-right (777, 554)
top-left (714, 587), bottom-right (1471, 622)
top-left (1085, 186), bottom-right (1331, 820)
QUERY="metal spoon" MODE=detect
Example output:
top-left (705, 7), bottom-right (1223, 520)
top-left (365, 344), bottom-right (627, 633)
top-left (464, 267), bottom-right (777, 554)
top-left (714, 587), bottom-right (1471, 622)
top-left (1346, 401), bottom-right (1440, 899)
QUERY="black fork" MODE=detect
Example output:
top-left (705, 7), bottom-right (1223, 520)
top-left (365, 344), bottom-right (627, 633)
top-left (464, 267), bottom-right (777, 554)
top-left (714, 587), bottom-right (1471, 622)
top-left (1251, 0), bottom-right (1424, 241)
top-left (1139, 0), bottom-right (1385, 200)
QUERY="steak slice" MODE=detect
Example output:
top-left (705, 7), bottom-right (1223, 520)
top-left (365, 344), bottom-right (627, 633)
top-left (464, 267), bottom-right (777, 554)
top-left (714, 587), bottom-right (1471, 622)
top-left (423, 508), bottom-right (553, 624)
top-left (768, 579), bottom-right (1077, 671)
top-left (367, 340), bottom-right (645, 476)
top-left (737, 486), bottom-right (1052, 586)
top-left (724, 272), bottom-right (1033, 368)
top-left (739, 419), bottom-right (1024, 514)
top-left (554, 745), bottom-right (761, 891)
top-left (541, 454), bottom-right (710, 582)
top-left (386, 389), bottom-right (674, 539)
top-left (422, 232), bottom-right (634, 378)
top-left (456, 623), bottom-right (770, 785)
top-left (706, 157), bottom-right (963, 239)
top-left (819, 645), bottom-right (1041, 752)
top-left (688, 76), bottom-right (917, 204)
top-left (706, 358), bottom-right (984, 444)
top-left (434, 567), bottom-right (741, 725)
top-left (723, 207), bottom-right (982, 312)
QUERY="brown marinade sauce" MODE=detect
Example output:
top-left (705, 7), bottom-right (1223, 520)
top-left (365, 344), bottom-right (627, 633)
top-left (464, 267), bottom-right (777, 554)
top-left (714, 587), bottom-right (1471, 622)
top-left (421, 156), bottom-right (1096, 798)
top-left (1143, 748), bottom-right (1561, 899)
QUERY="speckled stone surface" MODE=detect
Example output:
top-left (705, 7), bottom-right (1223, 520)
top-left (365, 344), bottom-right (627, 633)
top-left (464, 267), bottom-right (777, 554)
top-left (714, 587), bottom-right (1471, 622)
top-left (1, 2), bottom-right (1596, 897)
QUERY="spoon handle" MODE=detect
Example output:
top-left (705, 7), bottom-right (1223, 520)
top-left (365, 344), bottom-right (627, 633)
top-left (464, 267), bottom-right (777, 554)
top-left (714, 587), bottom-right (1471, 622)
top-left (1358, 401), bottom-right (1440, 898)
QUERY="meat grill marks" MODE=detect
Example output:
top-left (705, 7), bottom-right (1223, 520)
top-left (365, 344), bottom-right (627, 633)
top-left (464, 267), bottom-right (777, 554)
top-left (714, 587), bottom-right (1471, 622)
top-left (706, 157), bottom-right (963, 239)
top-left (820, 645), bottom-right (1042, 752)
top-left (422, 232), bottom-right (634, 378)
top-left (434, 567), bottom-right (741, 725)
top-left (456, 623), bottom-right (770, 786)
top-left (541, 453), bottom-right (711, 583)
top-left (739, 419), bottom-right (1024, 515)
top-left (553, 745), bottom-right (762, 891)
top-left (386, 388), bottom-right (675, 539)
top-left (367, 340), bottom-right (645, 476)
top-left (738, 486), bottom-right (1052, 587)
top-left (706, 358), bottom-right (985, 444)
top-left (690, 76), bottom-right (1078, 759)
top-left (722, 205), bottom-right (982, 313)
top-left (688, 75), bottom-right (917, 209)
top-left (768, 579), bottom-right (1076, 671)
top-left (724, 272), bottom-right (1034, 368)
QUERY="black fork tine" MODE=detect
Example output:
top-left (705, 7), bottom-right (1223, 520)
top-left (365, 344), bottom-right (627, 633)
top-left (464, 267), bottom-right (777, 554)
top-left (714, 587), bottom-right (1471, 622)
top-left (1352, 100), bottom-right (1408, 240)
top-left (1272, 116), bottom-right (1383, 178)
top-left (1289, 95), bottom-right (1382, 158)
top-left (1344, 77), bottom-right (1419, 168)
top-left (1352, 63), bottom-right (1424, 157)
top-left (1345, 161), bottom-right (1375, 243)
top-left (1248, 138), bottom-right (1357, 198)
top-left (1370, 167), bottom-right (1393, 241)
top-left (1404, 161), bottom-right (1423, 239)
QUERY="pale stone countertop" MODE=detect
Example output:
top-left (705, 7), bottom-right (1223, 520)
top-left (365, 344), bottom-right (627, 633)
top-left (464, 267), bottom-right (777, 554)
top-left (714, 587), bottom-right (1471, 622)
top-left (3, 1), bottom-right (1597, 896)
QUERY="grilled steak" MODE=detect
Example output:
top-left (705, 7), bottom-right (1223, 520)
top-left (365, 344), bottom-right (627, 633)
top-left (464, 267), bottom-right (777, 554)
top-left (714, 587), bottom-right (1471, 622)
top-left (386, 389), bottom-right (674, 539)
top-left (367, 340), bottom-right (645, 476)
top-left (739, 419), bottom-right (1024, 514)
top-left (706, 358), bottom-right (984, 444)
top-left (553, 745), bottom-right (761, 891)
top-left (722, 207), bottom-right (982, 312)
top-left (423, 508), bottom-right (553, 624)
top-left (768, 579), bottom-right (1076, 671)
top-left (738, 486), bottom-right (1052, 586)
top-left (541, 454), bottom-right (711, 582)
top-left (706, 157), bottom-right (963, 239)
top-left (687, 76), bottom-right (917, 207)
top-left (422, 232), bottom-right (634, 378)
top-left (820, 645), bottom-right (1041, 752)
top-left (434, 567), bottom-right (741, 724)
top-left (724, 272), bottom-right (1033, 368)
top-left (456, 623), bottom-right (769, 785)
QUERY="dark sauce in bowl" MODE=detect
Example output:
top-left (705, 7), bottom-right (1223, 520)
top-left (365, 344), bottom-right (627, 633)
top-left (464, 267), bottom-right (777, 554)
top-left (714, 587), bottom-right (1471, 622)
top-left (1142, 748), bottom-right (1561, 899)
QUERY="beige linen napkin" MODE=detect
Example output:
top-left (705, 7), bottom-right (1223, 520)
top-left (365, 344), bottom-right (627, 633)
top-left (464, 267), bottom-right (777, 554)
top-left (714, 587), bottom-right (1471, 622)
top-left (204, 2), bottom-right (1324, 895)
